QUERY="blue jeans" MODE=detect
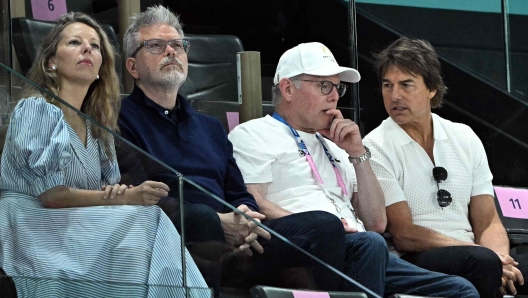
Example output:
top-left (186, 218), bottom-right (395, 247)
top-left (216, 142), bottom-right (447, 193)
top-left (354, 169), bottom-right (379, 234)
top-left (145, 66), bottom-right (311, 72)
top-left (254, 212), bottom-right (478, 298)
top-left (251, 211), bottom-right (347, 289)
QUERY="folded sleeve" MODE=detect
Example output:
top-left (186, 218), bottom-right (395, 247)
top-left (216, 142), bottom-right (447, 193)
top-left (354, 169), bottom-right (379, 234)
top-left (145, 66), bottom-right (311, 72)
top-left (467, 128), bottom-right (494, 197)
top-left (228, 124), bottom-right (275, 184)
top-left (363, 137), bottom-right (407, 207)
top-left (2, 97), bottom-right (71, 196)
top-left (223, 138), bottom-right (260, 212)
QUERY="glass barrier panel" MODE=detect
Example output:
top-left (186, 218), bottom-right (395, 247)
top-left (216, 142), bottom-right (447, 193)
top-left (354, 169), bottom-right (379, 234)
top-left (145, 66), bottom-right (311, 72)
top-left (507, 0), bottom-right (528, 100)
top-left (10, 276), bottom-right (212, 298)
top-left (0, 0), bottom-right (10, 130)
top-left (0, 62), bottom-right (374, 297)
top-left (356, 0), bottom-right (509, 90)
top-left (0, 63), bottom-right (214, 297)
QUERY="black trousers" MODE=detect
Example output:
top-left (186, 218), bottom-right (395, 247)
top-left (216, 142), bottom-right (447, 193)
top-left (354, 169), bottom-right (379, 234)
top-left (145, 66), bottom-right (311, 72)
top-left (0, 268), bottom-right (17, 298)
top-left (401, 246), bottom-right (503, 298)
top-left (510, 249), bottom-right (528, 295)
top-left (157, 197), bottom-right (227, 297)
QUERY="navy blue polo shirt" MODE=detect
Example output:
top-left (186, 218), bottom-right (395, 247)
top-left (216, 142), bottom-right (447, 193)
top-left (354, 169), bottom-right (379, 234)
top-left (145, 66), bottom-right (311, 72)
top-left (118, 85), bottom-right (258, 212)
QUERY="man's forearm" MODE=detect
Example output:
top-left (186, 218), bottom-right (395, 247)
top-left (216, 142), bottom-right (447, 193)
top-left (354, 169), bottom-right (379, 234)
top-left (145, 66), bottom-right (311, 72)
top-left (255, 198), bottom-right (293, 220)
top-left (391, 223), bottom-right (476, 252)
top-left (352, 161), bottom-right (387, 233)
top-left (469, 194), bottom-right (510, 255)
top-left (246, 184), bottom-right (293, 220)
top-left (475, 221), bottom-right (510, 255)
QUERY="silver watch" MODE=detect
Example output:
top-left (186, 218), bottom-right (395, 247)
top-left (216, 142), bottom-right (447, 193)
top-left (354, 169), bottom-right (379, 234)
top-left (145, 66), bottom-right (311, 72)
top-left (348, 146), bottom-right (371, 164)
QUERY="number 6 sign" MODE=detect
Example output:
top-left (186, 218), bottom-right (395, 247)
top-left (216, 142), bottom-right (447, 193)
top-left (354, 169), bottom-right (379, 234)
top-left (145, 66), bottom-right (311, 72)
top-left (31, 0), bottom-right (67, 22)
top-left (495, 186), bottom-right (528, 219)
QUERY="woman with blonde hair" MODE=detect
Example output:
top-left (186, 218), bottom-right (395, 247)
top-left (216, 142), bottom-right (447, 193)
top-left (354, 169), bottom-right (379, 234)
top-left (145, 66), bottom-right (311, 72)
top-left (0, 12), bottom-right (208, 297)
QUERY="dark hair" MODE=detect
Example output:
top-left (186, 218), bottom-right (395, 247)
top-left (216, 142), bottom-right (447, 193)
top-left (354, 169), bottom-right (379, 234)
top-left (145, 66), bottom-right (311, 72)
top-left (373, 37), bottom-right (447, 108)
top-left (24, 11), bottom-right (120, 158)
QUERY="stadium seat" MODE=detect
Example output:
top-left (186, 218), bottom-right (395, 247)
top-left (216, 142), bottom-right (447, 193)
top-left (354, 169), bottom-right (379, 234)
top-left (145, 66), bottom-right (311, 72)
top-left (11, 17), bottom-right (122, 82)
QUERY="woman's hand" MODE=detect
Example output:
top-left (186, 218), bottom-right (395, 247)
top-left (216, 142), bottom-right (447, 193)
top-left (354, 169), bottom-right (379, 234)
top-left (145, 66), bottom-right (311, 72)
top-left (122, 181), bottom-right (170, 206)
top-left (102, 184), bottom-right (133, 200)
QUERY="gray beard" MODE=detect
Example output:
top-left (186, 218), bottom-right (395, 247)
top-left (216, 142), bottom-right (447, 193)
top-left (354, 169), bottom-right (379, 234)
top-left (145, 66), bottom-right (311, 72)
top-left (142, 68), bottom-right (187, 91)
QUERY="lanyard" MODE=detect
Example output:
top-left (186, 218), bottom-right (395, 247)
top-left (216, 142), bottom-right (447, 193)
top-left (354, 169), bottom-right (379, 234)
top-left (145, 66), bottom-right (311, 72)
top-left (272, 112), bottom-right (349, 197)
top-left (272, 113), bottom-right (365, 231)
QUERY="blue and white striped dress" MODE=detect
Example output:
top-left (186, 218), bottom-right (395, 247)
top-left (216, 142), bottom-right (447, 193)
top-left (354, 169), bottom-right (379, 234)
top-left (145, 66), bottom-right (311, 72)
top-left (0, 97), bottom-right (210, 297)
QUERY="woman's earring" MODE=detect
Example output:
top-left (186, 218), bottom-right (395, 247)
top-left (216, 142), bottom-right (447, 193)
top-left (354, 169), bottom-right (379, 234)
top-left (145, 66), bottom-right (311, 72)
top-left (51, 65), bottom-right (57, 70)
top-left (96, 74), bottom-right (100, 79)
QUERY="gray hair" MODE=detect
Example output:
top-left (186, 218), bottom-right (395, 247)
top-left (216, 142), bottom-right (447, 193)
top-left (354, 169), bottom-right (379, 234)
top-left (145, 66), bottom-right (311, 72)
top-left (123, 5), bottom-right (184, 58)
top-left (272, 74), bottom-right (303, 107)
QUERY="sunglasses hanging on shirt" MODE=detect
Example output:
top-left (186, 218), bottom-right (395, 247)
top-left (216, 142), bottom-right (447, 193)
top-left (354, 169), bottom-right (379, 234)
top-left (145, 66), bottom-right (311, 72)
top-left (433, 167), bottom-right (452, 208)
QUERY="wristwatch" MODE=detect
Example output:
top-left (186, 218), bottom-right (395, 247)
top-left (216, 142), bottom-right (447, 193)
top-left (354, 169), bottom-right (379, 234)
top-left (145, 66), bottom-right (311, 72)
top-left (348, 146), bottom-right (371, 164)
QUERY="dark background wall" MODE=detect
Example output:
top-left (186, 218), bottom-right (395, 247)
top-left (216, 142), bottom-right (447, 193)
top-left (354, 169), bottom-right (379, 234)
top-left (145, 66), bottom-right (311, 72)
top-left (161, 0), bottom-right (528, 187)
top-left (19, 0), bottom-right (528, 187)
top-left (356, 3), bottom-right (528, 101)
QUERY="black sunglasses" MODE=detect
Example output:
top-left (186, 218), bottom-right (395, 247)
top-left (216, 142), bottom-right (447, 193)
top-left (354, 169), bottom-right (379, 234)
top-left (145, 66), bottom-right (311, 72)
top-left (433, 167), bottom-right (452, 208)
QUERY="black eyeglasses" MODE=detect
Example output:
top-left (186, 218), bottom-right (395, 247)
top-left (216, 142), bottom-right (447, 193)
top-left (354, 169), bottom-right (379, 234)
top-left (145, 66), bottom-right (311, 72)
top-left (131, 39), bottom-right (190, 57)
top-left (433, 167), bottom-right (452, 208)
top-left (301, 80), bottom-right (347, 97)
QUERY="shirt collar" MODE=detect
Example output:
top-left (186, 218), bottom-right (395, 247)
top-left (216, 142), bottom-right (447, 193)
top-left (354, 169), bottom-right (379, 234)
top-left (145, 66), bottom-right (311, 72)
top-left (431, 113), bottom-right (447, 141)
top-left (386, 112), bottom-right (447, 147)
top-left (130, 84), bottom-right (193, 123)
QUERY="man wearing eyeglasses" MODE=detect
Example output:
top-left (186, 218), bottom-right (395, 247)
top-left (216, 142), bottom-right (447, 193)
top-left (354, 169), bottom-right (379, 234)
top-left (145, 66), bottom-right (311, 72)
top-left (117, 5), bottom-right (273, 295)
top-left (229, 42), bottom-right (478, 297)
top-left (363, 37), bottom-right (527, 297)
top-left (117, 5), bottom-right (402, 297)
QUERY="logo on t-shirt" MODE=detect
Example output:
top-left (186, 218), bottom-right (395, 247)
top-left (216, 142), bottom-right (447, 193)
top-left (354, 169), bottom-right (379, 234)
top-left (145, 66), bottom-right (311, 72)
top-left (298, 149), bottom-right (305, 157)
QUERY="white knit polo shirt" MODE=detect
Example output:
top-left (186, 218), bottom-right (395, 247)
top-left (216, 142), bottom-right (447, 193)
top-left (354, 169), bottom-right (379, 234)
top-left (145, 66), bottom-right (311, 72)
top-left (364, 113), bottom-right (494, 243)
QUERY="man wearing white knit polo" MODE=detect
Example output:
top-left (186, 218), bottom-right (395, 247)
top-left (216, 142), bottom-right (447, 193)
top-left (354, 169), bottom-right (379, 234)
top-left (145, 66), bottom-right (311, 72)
top-left (363, 37), bottom-right (527, 297)
top-left (229, 42), bottom-right (478, 298)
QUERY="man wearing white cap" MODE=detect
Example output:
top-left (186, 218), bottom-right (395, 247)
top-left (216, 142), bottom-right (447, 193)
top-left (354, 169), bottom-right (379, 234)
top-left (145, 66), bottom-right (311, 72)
top-left (229, 42), bottom-right (478, 297)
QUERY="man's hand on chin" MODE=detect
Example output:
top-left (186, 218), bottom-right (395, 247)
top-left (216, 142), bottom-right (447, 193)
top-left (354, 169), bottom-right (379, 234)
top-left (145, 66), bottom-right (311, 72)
top-left (317, 109), bottom-right (365, 157)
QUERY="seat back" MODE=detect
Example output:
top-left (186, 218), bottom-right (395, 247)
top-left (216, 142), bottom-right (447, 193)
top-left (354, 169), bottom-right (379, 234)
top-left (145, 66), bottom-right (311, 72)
top-left (11, 17), bottom-right (122, 81)
top-left (179, 34), bottom-right (243, 104)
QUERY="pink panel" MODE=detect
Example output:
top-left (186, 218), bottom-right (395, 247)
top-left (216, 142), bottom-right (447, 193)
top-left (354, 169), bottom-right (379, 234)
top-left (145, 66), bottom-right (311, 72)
top-left (494, 186), bottom-right (528, 219)
top-left (292, 291), bottom-right (331, 298)
top-left (31, 0), bottom-right (67, 22)
top-left (227, 112), bottom-right (239, 132)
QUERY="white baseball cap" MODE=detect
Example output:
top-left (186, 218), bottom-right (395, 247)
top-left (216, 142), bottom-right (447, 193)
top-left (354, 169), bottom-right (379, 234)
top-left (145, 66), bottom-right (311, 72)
top-left (273, 42), bottom-right (361, 85)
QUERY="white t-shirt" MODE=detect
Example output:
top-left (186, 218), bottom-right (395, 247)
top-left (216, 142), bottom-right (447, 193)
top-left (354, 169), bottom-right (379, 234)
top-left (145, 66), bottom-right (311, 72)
top-left (363, 113), bottom-right (494, 244)
top-left (228, 115), bottom-right (365, 232)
